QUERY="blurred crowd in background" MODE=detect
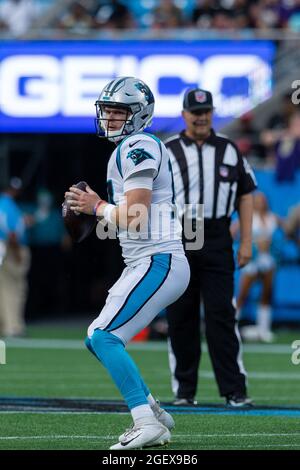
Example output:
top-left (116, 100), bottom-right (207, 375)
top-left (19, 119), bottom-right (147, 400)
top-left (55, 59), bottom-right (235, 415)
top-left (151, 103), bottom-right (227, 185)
top-left (2, 0), bottom-right (300, 37)
top-left (233, 93), bottom-right (300, 181)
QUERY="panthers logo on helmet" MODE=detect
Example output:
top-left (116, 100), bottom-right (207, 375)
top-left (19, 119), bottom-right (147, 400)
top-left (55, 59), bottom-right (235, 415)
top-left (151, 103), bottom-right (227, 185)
top-left (127, 148), bottom-right (155, 166)
top-left (134, 82), bottom-right (154, 104)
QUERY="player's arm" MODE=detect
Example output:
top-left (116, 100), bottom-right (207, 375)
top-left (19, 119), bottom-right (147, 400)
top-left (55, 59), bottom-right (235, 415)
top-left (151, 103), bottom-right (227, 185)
top-left (7, 232), bottom-right (22, 263)
top-left (230, 219), bottom-right (240, 240)
top-left (67, 138), bottom-right (159, 226)
top-left (237, 193), bottom-right (253, 268)
top-left (113, 168), bottom-right (154, 228)
top-left (66, 170), bottom-right (153, 229)
top-left (6, 209), bottom-right (23, 263)
top-left (284, 205), bottom-right (300, 241)
top-left (66, 187), bottom-right (151, 230)
top-left (99, 187), bottom-right (152, 230)
top-left (235, 148), bottom-right (257, 268)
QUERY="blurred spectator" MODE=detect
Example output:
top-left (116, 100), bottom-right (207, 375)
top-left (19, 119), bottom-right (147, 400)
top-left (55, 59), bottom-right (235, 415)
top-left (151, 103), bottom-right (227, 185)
top-left (191, 0), bottom-right (251, 30)
top-left (0, 0), bottom-right (40, 37)
top-left (211, 9), bottom-right (235, 29)
top-left (234, 10), bottom-right (250, 29)
top-left (279, 0), bottom-right (300, 30)
top-left (2, 0), bottom-right (300, 35)
top-left (152, 0), bottom-right (185, 29)
top-left (191, 0), bottom-right (216, 28)
top-left (24, 188), bottom-right (71, 315)
top-left (247, 1), bottom-right (261, 28)
top-left (234, 0), bottom-right (251, 18)
top-left (287, 2), bottom-right (300, 31)
top-left (284, 202), bottom-right (300, 246)
top-left (266, 92), bottom-right (296, 131)
top-left (275, 112), bottom-right (300, 181)
top-left (0, 178), bottom-right (31, 337)
top-left (94, 0), bottom-right (135, 29)
top-left (260, 95), bottom-right (300, 176)
top-left (56, 1), bottom-right (98, 33)
top-left (235, 112), bottom-right (266, 161)
top-left (252, 0), bottom-right (281, 30)
top-left (232, 192), bottom-right (279, 343)
top-left (27, 189), bottom-right (67, 246)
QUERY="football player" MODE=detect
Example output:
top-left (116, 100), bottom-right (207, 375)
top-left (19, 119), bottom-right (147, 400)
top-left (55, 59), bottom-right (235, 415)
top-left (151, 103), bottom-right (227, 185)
top-left (65, 77), bottom-right (190, 450)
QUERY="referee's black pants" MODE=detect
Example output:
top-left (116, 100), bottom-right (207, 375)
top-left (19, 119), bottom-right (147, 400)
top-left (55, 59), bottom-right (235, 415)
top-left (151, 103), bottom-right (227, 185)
top-left (167, 219), bottom-right (247, 399)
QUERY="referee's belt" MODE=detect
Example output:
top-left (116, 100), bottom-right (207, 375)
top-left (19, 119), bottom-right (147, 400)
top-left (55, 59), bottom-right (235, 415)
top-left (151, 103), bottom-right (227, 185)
top-left (183, 216), bottom-right (231, 233)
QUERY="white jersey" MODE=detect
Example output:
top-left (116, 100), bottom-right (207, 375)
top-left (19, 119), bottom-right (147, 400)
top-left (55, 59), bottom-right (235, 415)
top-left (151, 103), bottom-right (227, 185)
top-left (106, 132), bottom-right (184, 264)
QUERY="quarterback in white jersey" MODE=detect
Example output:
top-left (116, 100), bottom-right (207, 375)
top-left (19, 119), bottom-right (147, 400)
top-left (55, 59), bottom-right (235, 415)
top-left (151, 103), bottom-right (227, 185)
top-left (66, 77), bottom-right (190, 450)
top-left (106, 132), bottom-right (184, 264)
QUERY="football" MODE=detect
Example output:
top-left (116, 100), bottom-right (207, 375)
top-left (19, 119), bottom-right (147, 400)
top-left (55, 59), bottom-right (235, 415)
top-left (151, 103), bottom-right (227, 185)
top-left (62, 181), bottom-right (97, 243)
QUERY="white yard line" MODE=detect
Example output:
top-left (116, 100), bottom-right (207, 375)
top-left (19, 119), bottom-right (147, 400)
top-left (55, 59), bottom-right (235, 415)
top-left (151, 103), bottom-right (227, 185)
top-left (1, 432), bottom-right (300, 441)
top-left (173, 433), bottom-right (300, 438)
top-left (234, 444), bottom-right (300, 448)
top-left (174, 443), bottom-right (300, 449)
top-left (0, 435), bottom-right (114, 440)
top-left (0, 411), bottom-right (129, 415)
top-left (3, 371), bottom-right (299, 381)
top-left (199, 371), bottom-right (300, 380)
top-left (2, 338), bottom-right (296, 354)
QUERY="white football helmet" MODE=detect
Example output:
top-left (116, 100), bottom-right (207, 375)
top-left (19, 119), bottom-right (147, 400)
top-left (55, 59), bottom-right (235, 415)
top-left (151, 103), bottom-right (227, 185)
top-left (95, 76), bottom-right (155, 142)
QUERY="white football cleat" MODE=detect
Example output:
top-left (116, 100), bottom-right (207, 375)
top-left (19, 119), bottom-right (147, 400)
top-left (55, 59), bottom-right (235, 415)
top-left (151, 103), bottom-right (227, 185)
top-left (241, 325), bottom-right (275, 343)
top-left (154, 404), bottom-right (175, 430)
top-left (110, 417), bottom-right (171, 450)
top-left (118, 403), bottom-right (175, 442)
top-left (240, 325), bottom-right (260, 342)
top-left (259, 330), bottom-right (275, 343)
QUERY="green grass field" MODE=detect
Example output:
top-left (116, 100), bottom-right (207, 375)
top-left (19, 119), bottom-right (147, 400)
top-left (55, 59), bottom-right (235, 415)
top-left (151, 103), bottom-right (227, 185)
top-left (1, 324), bottom-right (300, 450)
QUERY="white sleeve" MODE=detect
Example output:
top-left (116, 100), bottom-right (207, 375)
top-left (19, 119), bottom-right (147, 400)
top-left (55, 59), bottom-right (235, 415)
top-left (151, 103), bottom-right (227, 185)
top-left (120, 137), bottom-right (161, 181)
top-left (123, 169), bottom-right (155, 193)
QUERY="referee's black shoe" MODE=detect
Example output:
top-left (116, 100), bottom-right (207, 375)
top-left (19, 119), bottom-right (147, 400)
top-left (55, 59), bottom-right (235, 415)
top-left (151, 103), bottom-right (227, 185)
top-left (226, 393), bottom-right (253, 408)
top-left (173, 398), bottom-right (198, 406)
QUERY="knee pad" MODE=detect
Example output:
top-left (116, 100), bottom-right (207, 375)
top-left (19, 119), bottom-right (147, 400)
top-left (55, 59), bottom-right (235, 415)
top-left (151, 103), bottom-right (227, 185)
top-left (90, 329), bottom-right (123, 360)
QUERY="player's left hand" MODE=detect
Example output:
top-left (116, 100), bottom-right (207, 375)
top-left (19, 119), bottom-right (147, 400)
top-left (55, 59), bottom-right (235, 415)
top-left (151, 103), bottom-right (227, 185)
top-left (65, 185), bottom-right (102, 215)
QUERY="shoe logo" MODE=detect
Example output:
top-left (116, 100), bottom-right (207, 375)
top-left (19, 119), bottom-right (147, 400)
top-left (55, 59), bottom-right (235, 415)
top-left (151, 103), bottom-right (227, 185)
top-left (129, 140), bottom-right (141, 148)
top-left (121, 432), bottom-right (143, 446)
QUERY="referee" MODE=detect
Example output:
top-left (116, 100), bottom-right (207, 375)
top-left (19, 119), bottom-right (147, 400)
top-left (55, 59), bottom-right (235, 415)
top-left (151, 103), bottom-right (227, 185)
top-left (166, 88), bottom-right (257, 407)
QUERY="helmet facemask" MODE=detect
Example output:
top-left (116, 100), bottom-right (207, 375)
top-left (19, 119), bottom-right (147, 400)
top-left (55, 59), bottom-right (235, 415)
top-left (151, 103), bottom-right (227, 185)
top-left (95, 103), bottom-right (135, 143)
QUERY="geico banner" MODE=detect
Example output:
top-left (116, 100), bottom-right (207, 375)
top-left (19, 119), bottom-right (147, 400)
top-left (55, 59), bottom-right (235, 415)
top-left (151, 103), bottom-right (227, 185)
top-left (0, 40), bottom-right (274, 133)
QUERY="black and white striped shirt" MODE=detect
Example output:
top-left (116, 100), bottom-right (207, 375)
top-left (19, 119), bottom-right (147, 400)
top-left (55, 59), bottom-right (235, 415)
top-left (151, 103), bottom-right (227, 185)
top-left (165, 130), bottom-right (257, 220)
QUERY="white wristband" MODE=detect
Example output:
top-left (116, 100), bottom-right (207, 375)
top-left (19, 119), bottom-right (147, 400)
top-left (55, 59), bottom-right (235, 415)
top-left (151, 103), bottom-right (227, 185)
top-left (103, 204), bottom-right (115, 224)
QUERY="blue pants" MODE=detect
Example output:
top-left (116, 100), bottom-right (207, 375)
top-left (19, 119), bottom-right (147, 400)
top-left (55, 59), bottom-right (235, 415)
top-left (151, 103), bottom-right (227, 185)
top-left (85, 330), bottom-right (150, 410)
